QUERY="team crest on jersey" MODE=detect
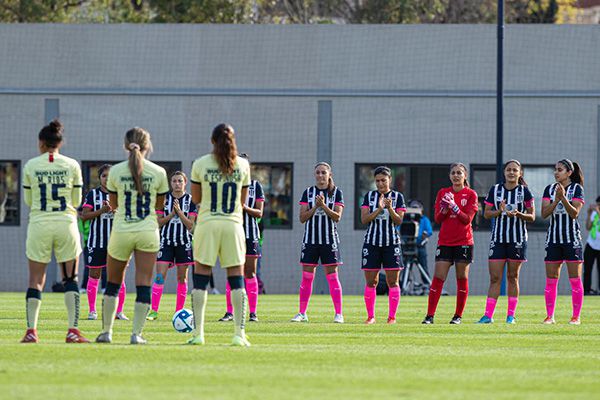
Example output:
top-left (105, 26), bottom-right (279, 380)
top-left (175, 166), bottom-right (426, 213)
top-left (516, 193), bottom-right (524, 203)
top-left (249, 186), bottom-right (255, 197)
top-left (461, 199), bottom-right (467, 207)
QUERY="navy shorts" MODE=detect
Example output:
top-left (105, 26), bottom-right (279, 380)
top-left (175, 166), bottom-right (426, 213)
top-left (435, 245), bottom-right (474, 264)
top-left (157, 242), bottom-right (194, 267)
top-left (85, 247), bottom-right (107, 269)
top-left (489, 242), bottom-right (527, 262)
top-left (361, 243), bottom-right (403, 270)
top-left (300, 243), bottom-right (342, 267)
top-left (545, 243), bottom-right (583, 263)
top-left (246, 239), bottom-right (260, 257)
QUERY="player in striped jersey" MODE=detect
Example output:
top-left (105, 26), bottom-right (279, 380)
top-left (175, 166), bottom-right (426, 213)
top-left (220, 154), bottom-right (264, 323)
top-left (147, 171), bottom-right (197, 320)
top-left (21, 120), bottom-right (89, 343)
top-left (290, 162), bottom-right (345, 323)
top-left (478, 160), bottom-right (535, 324)
top-left (360, 166), bottom-right (406, 324)
top-left (541, 159), bottom-right (585, 325)
top-left (81, 164), bottom-right (128, 321)
top-left (423, 163), bottom-right (478, 325)
top-left (95, 128), bottom-right (169, 344)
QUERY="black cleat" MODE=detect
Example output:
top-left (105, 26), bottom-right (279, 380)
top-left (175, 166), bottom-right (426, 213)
top-left (449, 315), bottom-right (462, 324)
top-left (249, 313), bottom-right (258, 322)
top-left (219, 312), bottom-right (234, 322)
top-left (422, 315), bottom-right (434, 324)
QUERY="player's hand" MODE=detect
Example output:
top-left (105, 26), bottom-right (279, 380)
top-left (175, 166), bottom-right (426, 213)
top-left (555, 184), bottom-right (565, 200)
top-left (506, 207), bottom-right (518, 218)
top-left (101, 200), bottom-right (112, 213)
top-left (498, 200), bottom-right (506, 214)
top-left (173, 199), bottom-right (182, 214)
top-left (378, 196), bottom-right (385, 210)
top-left (315, 195), bottom-right (325, 208)
top-left (383, 197), bottom-right (393, 209)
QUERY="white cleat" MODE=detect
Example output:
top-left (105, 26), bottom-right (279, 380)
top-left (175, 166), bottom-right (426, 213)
top-left (87, 311), bottom-right (98, 320)
top-left (333, 314), bottom-right (344, 324)
top-left (130, 334), bottom-right (147, 345)
top-left (290, 313), bottom-right (308, 323)
top-left (543, 316), bottom-right (556, 325)
top-left (95, 332), bottom-right (112, 343)
top-left (115, 312), bottom-right (129, 321)
top-left (231, 335), bottom-right (251, 347)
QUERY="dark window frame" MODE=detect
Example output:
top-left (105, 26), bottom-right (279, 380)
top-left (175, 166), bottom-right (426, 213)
top-left (251, 162), bottom-right (294, 230)
top-left (0, 159), bottom-right (21, 226)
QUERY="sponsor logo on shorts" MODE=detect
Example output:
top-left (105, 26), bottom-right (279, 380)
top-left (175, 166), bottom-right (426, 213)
top-left (362, 248), bottom-right (369, 257)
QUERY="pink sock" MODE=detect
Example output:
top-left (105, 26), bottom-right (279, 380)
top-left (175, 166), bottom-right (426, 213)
top-left (507, 296), bottom-right (518, 317)
top-left (117, 282), bottom-right (126, 313)
top-left (484, 297), bottom-right (497, 319)
top-left (388, 286), bottom-right (400, 319)
top-left (225, 281), bottom-right (233, 314)
top-left (176, 282), bottom-right (188, 311)
top-left (569, 277), bottom-right (584, 319)
top-left (86, 277), bottom-right (99, 313)
top-left (364, 285), bottom-right (376, 319)
top-left (545, 278), bottom-right (559, 318)
top-left (326, 272), bottom-right (343, 315)
top-left (245, 276), bottom-right (259, 314)
top-left (298, 271), bottom-right (315, 314)
top-left (151, 283), bottom-right (164, 312)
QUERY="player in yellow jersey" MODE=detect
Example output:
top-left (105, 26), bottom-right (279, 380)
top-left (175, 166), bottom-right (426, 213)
top-left (21, 120), bottom-right (89, 343)
top-left (188, 123), bottom-right (251, 347)
top-left (95, 127), bottom-right (169, 345)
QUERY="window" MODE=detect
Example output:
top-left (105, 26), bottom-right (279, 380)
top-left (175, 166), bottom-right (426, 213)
top-left (82, 161), bottom-right (182, 194)
top-left (354, 164), bottom-right (449, 229)
top-left (471, 164), bottom-right (555, 231)
top-left (0, 160), bottom-right (20, 226)
top-left (251, 163), bottom-right (293, 229)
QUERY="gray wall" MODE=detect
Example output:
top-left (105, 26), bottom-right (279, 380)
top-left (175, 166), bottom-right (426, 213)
top-left (1, 24), bottom-right (599, 295)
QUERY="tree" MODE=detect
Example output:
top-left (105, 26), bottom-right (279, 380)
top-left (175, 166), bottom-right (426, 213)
top-left (149, 0), bottom-right (253, 23)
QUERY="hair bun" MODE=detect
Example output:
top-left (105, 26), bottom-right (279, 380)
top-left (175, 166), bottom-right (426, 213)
top-left (48, 119), bottom-right (63, 133)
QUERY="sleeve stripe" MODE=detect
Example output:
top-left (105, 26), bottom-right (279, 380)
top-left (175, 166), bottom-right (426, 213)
top-left (23, 186), bottom-right (31, 189)
top-left (107, 189), bottom-right (117, 194)
top-left (158, 191), bottom-right (170, 196)
top-left (73, 184), bottom-right (82, 188)
top-left (190, 180), bottom-right (202, 184)
top-left (82, 204), bottom-right (93, 209)
top-left (242, 185), bottom-right (250, 188)
top-left (484, 201), bottom-right (494, 206)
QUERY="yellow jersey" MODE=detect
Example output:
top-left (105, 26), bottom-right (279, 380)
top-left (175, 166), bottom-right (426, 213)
top-left (106, 159), bottom-right (169, 232)
top-left (23, 152), bottom-right (82, 223)
top-left (191, 154), bottom-right (250, 224)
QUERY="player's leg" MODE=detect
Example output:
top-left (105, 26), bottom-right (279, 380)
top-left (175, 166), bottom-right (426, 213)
top-left (176, 263), bottom-right (191, 311)
top-left (363, 270), bottom-right (379, 324)
top-left (424, 246), bottom-right (453, 323)
top-left (453, 262), bottom-right (471, 324)
top-left (150, 248), bottom-right (172, 319)
top-left (189, 263), bottom-right (212, 345)
top-left (131, 249), bottom-right (157, 343)
top-left (115, 265), bottom-right (128, 320)
top-left (22, 260), bottom-right (47, 343)
top-left (506, 261), bottom-right (523, 323)
top-left (544, 244), bottom-right (563, 323)
top-left (87, 266), bottom-right (103, 319)
top-left (479, 260), bottom-right (505, 323)
top-left (384, 269), bottom-right (401, 324)
top-left (244, 253), bottom-right (260, 321)
top-left (220, 279), bottom-right (234, 321)
top-left (566, 261), bottom-right (583, 324)
top-left (293, 243), bottom-right (317, 321)
top-left (323, 242), bottom-right (343, 322)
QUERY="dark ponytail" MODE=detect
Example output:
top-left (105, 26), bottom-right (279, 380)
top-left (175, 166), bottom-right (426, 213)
top-left (212, 123), bottom-right (237, 175)
top-left (572, 162), bottom-right (584, 185)
top-left (125, 127), bottom-right (153, 195)
top-left (39, 119), bottom-right (64, 148)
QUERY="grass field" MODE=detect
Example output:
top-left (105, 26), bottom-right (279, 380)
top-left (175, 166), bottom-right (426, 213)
top-left (1, 293), bottom-right (600, 400)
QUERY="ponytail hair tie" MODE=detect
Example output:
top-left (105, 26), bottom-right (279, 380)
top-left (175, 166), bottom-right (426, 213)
top-left (129, 143), bottom-right (141, 151)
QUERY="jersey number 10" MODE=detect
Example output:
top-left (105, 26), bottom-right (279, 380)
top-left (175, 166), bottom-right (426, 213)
top-left (210, 182), bottom-right (237, 214)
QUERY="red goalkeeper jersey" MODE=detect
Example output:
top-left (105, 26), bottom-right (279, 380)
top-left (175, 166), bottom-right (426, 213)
top-left (434, 186), bottom-right (479, 246)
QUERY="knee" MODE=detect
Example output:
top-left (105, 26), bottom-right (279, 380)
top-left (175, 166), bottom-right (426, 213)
top-left (507, 272), bottom-right (519, 283)
top-left (489, 274), bottom-right (502, 285)
top-left (154, 273), bottom-right (165, 285)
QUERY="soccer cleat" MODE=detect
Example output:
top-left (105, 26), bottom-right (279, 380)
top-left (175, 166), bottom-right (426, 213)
top-left (543, 316), bottom-right (556, 325)
top-left (506, 315), bottom-right (516, 324)
top-left (569, 317), bottom-right (581, 325)
top-left (449, 315), bottom-right (462, 325)
top-left (477, 316), bottom-right (493, 324)
top-left (88, 311), bottom-right (98, 320)
top-left (95, 332), bottom-right (112, 343)
top-left (422, 315), bottom-right (434, 324)
top-left (146, 310), bottom-right (158, 321)
top-left (130, 334), bottom-right (147, 345)
top-left (21, 328), bottom-right (39, 343)
top-left (231, 335), bottom-right (251, 347)
top-left (364, 317), bottom-right (376, 325)
top-left (66, 328), bottom-right (90, 343)
top-left (387, 317), bottom-right (397, 325)
top-left (187, 335), bottom-right (205, 345)
top-left (333, 314), bottom-right (344, 324)
top-left (249, 313), bottom-right (258, 322)
top-left (115, 312), bottom-right (129, 321)
top-left (218, 312), bottom-right (234, 322)
top-left (290, 313), bottom-right (308, 323)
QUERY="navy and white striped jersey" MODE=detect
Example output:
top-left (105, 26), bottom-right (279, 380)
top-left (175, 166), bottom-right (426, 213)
top-left (159, 193), bottom-right (197, 247)
top-left (83, 187), bottom-right (113, 249)
top-left (543, 183), bottom-right (585, 245)
top-left (244, 180), bottom-right (265, 241)
top-left (299, 186), bottom-right (344, 245)
top-left (361, 190), bottom-right (406, 247)
top-left (485, 184), bottom-right (533, 244)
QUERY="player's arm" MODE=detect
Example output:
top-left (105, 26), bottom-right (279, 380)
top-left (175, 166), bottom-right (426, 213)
top-left (155, 194), bottom-right (166, 215)
top-left (321, 204), bottom-right (343, 223)
top-left (240, 186), bottom-right (249, 209)
top-left (434, 191), bottom-right (450, 224)
top-left (361, 204), bottom-right (383, 225)
top-left (299, 204), bottom-right (318, 223)
top-left (514, 201), bottom-right (535, 222)
top-left (191, 182), bottom-right (201, 206)
top-left (81, 204), bottom-right (110, 221)
top-left (244, 201), bottom-right (264, 219)
top-left (564, 200), bottom-right (584, 219)
top-left (455, 192), bottom-right (478, 225)
top-left (71, 164), bottom-right (83, 208)
top-left (388, 205), bottom-right (404, 226)
top-left (109, 193), bottom-right (118, 211)
top-left (174, 206), bottom-right (195, 231)
top-left (157, 210), bottom-right (173, 227)
top-left (541, 186), bottom-right (560, 219)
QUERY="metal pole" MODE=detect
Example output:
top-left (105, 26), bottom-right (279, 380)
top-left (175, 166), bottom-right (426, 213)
top-left (497, 0), bottom-right (507, 296)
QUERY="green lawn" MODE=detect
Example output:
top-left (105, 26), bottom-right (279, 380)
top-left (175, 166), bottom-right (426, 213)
top-left (1, 293), bottom-right (599, 400)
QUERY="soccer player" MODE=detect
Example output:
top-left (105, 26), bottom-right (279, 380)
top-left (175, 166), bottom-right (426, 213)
top-left (220, 153), bottom-right (264, 322)
top-left (360, 166), bottom-right (405, 324)
top-left (147, 171), bottom-right (197, 320)
top-left (423, 162), bottom-right (478, 325)
top-left (95, 127), bottom-right (169, 344)
top-left (21, 119), bottom-right (89, 343)
top-left (81, 164), bottom-right (129, 321)
top-left (478, 160), bottom-right (535, 324)
top-left (541, 159), bottom-right (585, 325)
top-left (188, 123), bottom-right (251, 346)
top-left (290, 162), bottom-right (345, 323)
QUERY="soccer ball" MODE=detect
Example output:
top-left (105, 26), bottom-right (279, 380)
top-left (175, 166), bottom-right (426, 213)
top-left (172, 308), bottom-right (194, 333)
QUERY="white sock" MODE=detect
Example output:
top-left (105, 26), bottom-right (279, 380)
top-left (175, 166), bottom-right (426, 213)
top-left (191, 289), bottom-right (207, 339)
top-left (102, 295), bottom-right (118, 334)
top-left (231, 288), bottom-right (247, 338)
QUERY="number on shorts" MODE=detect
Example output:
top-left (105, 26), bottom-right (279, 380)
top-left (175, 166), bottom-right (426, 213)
top-left (209, 182), bottom-right (237, 214)
top-left (39, 183), bottom-right (67, 211)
